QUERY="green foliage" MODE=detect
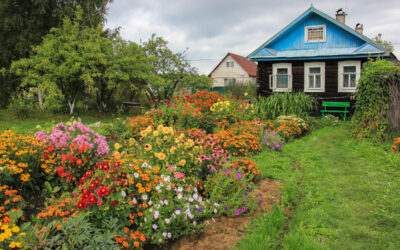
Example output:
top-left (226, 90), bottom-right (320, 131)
top-left (224, 80), bottom-right (257, 99)
top-left (373, 33), bottom-right (394, 53)
top-left (8, 97), bottom-right (36, 119)
top-left (350, 59), bottom-right (400, 141)
top-left (254, 92), bottom-right (317, 120)
top-left (21, 213), bottom-right (122, 249)
top-left (142, 34), bottom-right (212, 101)
top-left (11, 7), bottom-right (151, 115)
top-left (0, 0), bottom-right (113, 108)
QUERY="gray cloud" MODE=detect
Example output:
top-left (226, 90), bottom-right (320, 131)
top-left (105, 0), bottom-right (400, 74)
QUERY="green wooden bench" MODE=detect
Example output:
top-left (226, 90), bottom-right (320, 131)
top-left (321, 101), bottom-right (350, 121)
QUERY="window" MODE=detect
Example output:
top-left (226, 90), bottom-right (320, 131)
top-left (338, 61), bottom-right (361, 92)
top-left (305, 25), bottom-right (326, 43)
top-left (270, 63), bottom-right (292, 92)
top-left (226, 62), bottom-right (234, 68)
top-left (224, 78), bottom-right (236, 86)
top-left (304, 62), bottom-right (325, 92)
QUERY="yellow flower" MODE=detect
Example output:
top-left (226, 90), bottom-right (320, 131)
top-left (20, 174), bottom-right (30, 182)
top-left (9, 241), bottom-right (22, 248)
top-left (244, 92), bottom-right (248, 96)
top-left (11, 227), bottom-right (20, 233)
top-left (146, 126), bottom-right (152, 133)
top-left (140, 130), bottom-right (148, 137)
top-left (179, 159), bottom-right (186, 166)
top-left (162, 127), bottom-right (170, 134)
top-left (170, 147), bottom-right (176, 154)
top-left (153, 131), bottom-right (159, 137)
top-left (157, 153), bottom-right (166, 161)
top-left (144, 144), bottom-right (152, 151)
top-left (157, 125), bottom-right (164, 131)
top-left (114, 143), bottom-right (121, 150)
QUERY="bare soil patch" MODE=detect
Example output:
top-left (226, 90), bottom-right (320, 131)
top-left (170, 178), bottom-right (282, 250)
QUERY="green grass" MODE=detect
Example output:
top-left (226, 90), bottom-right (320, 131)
top-left (239, 124), bottom-right (400, 249)
top-left (0, 109), bottom-right (128, 134)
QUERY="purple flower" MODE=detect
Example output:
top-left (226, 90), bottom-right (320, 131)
top-left (237, 172), bottom-right (242, 180)
top-left (224, 205), bottom-right (228, 211)
top-left (197, 208), bottom-right (203, 213)
top-left (234, 210), bottom-right (240, 216)
top-left (241, 207), bottom-right (247, 213)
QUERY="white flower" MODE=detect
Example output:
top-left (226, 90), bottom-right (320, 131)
top-left (194, 187), bottom-right (198, 193)
top-left (177, 187), bottom-right (183, 192)
top-left (152, 224), bottom-right (158, 230)
top-left (141, 195), bottom-right (148, 201)
top-left (142, 162), bottom-right (149, 168)
top-left (175, 210), bottom-right (181, 215)
top-left (167, 232), bottom-right (171, 239)
top-left (162, 232), bottom-right (167, 238)
top-left (132, 198), bottom-right (137, 205)
top-left (214, 208), bottom-right (218, 214)
top-left (166, 185), bottom-right (171, 191)
top-left (156, 186), bottom-right (161, 191)
top-left (193, 221), bottom-right (197, 226)
top-left (177, 193), bottom-right (183, 200)
top-left (214, 202), bottom-right (219, 207)
top-left (121, 191), bottom-right (126, 197)
top-left (154, 211), bottom-right (159, 220)
top-left (134, 173), bottom-right (139, 178)
top-left (165, 218), bottom-right (170, 224)
top-left (188, 197), bottom-right (194, 202)
top-left (149, 200), bottom-right (153, 206)
top-left (193, 193), bottom-right (198, 200)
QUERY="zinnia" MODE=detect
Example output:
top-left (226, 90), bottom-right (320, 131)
top-left (97, 186), bottom-right (110, 198)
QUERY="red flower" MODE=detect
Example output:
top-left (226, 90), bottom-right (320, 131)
top-left (89, 180), bottom-right (100, 190)
top-left (61, 154), bottom-right (68, 161)
top-left (77, 200), bottom-right (87, 210)
top-left (97, 186), bottom-right (110, 198)
top-left (183, 110), bottom-right (187, 115)
top-left (57, 166), bottom-right (64, 173)
top-left (43, 153), bottom-right (48, 159)
top-left (47, 146), bottom-right (53, 153)
top-left (87, 195), bottom-right (97, 205)
top-left (191, 112), bottom-right (196, 117)
top-left (111, 201), bottom-right (116, 208)
top-left (76, 159), bottom-right (82, 165)
top-left (82, 190), bottom-right (91, 200)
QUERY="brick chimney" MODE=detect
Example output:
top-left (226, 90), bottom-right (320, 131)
top-left (335, 8), bottom-right (346, 24)
top-left (355, 23), bottom-right (363, 35)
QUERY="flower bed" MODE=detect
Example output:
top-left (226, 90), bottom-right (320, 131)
top-left (0, 90), bottom-right (311, 249)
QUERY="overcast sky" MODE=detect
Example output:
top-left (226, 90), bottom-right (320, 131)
top-left (105, 0), bottom-right (400, 75)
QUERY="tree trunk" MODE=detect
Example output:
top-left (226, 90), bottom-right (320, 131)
top-left (388, 79), bottom-right (400, 128)
top-left (38, 88), bottom-right (43, 110)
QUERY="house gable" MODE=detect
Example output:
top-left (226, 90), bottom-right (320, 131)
top-left (248, 6), bottom-right (388, 60)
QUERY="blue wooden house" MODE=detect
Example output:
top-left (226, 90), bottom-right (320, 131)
top-left (248, 6), bottom-right (395, 100)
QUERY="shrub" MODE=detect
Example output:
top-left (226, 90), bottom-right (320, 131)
top-left (350, 59), bottom-right (400, 141)
top-left (254, 92), bottom-right (317, 120)
top-left (225, 80), bottom-right (257, 99)
top-left (273, 115), bottom-right (310, 140)
top-left (8, 98), bottom-right (35, 119)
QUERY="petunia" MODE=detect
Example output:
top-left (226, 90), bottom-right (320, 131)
top-left (234, 210), bottom-right (240, 216)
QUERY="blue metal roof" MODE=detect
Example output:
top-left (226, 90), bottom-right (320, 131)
top-left (248, 6), bottom-right (389, 61)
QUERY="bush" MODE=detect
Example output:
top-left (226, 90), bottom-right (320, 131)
top-left (254, 92), bottom-right (317, 120)
top-left (225, 80), bottom-right (257, 99)
top-left (8, 98), bottom-right (35, 119)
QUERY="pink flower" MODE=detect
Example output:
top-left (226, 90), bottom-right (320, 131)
top-left (234, 210), bottom-right (240, 216)
top-left (174, 172), bottom-right (186, 179)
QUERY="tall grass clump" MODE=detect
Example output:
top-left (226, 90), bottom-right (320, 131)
top-left (254, 92), bottom-right (317, 120)
top-left (225, 80), bottom-right (257, 99)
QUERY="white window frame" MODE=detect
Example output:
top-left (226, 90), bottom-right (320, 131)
top-left (338, 61), bottom-right (361, 93)
top-left (304, 62), bottom-right (325, 92)
top-left (270, 63), bottom-right (292, 92)
top-left (304, 25), bottom-right (326, 43)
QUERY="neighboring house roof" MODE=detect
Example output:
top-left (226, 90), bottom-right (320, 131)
top-left (248, 5), bottom-right (390, 61)
top-left (209, 52), bottom-right (257, 77)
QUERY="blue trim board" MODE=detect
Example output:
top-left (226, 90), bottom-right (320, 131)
top-left (249, 54), bottom-right (387, 61)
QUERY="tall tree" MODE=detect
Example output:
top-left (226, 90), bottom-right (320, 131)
top-left (141, 34), bottom-right (211, 101)
top-left (373, 33), bottom-right (394, 53)
top-left (0, 0), bottom-right (113, 107)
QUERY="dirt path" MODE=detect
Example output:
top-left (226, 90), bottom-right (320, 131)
top-left (170, 179), bottom-right (282, 250)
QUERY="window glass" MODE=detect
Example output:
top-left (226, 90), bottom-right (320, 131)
top-left (344, 66), bottom-right (356, 73)
top-left (309, 67), bottom-right (320, 74)
top-left (277, 68), bottom-right (288, 75)
top-left (307, 26), bottom-right (324, 41)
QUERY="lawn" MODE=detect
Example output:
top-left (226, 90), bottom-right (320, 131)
top-left (239, 124), bottom-right (400, 249)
